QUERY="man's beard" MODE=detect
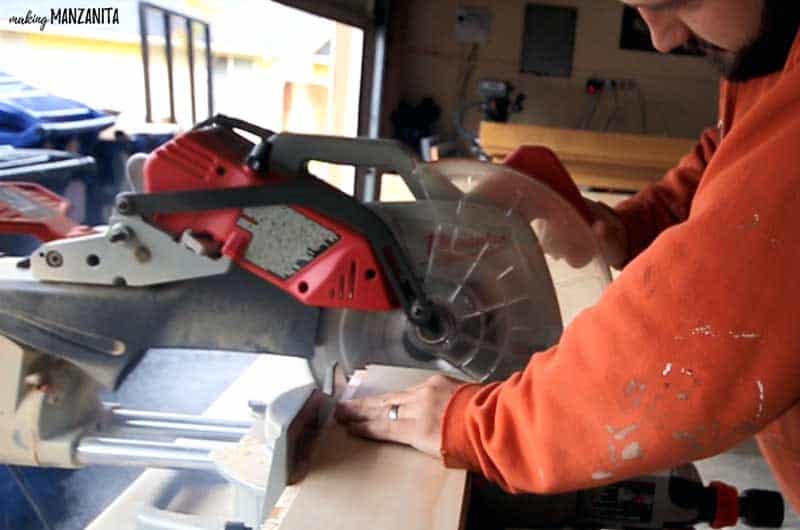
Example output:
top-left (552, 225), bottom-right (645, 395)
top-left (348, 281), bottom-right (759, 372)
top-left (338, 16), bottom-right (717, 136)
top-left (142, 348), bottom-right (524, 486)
top-left (685, 0), bottom-right (800, 82)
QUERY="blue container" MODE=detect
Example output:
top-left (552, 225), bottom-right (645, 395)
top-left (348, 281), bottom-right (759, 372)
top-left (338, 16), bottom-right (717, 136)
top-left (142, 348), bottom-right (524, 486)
top-left (0, 71), bottom-right (115, 149)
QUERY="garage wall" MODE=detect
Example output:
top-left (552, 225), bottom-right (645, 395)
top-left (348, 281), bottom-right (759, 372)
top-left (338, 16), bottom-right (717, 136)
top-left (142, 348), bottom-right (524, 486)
top-left (382, 0), bottom-right (721, 143)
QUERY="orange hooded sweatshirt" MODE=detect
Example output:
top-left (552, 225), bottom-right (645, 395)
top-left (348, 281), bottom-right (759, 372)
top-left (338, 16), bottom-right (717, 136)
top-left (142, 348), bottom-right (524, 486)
top-left (441, 32), bottom-right (800, 511)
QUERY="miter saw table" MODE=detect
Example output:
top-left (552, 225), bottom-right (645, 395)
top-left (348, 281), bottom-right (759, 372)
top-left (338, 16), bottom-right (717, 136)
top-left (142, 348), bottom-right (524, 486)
top-left (85, 354), bottom-right (312, 530)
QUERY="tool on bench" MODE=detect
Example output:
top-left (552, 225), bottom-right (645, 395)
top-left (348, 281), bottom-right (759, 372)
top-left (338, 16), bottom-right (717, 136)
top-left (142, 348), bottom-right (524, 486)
top-left (467, 465), bottom-right (784, 530)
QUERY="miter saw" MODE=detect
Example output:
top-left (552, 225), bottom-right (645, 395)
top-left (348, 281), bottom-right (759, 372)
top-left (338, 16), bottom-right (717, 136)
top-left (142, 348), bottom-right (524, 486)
top-left (0, 116), bottom-right (784, 530)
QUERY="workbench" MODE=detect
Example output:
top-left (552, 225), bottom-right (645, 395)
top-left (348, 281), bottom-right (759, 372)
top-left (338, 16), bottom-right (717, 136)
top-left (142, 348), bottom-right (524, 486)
top-left (85, 355), bottom-right (798, 530)
top-left (479, 122), bottom-right (698, 192)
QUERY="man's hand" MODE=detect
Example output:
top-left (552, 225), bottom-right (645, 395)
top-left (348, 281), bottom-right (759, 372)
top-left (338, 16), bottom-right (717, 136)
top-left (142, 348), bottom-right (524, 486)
top-left (333, 375), bottom-right (464, 458)
top-left (470, 175), bottom-right (629, 269)
top-left (586, 199), bottom-right (629, 269)
top-left (537, 198), bottom-right (630, 269)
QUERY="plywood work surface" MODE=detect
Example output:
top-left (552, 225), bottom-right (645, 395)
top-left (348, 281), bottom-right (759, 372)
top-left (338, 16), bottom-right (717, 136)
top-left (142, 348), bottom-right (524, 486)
top-left (276, 365), bottom-right (469, 530)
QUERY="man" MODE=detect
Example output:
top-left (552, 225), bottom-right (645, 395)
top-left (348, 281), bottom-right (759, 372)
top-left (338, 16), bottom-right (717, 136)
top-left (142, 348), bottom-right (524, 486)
top-left (335, 0), bottom-right (800, 512)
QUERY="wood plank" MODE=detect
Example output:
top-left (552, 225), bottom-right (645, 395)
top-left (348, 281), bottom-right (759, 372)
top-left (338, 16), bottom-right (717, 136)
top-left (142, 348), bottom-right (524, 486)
top-left (276, 365), bottom-right (469, 530)
top-left (480, 122), bottom-right (697, 191)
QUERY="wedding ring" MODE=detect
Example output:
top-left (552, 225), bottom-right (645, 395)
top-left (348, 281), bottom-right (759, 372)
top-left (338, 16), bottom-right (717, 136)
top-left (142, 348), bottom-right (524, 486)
top-left (388, 404), bottom-right (400, 421)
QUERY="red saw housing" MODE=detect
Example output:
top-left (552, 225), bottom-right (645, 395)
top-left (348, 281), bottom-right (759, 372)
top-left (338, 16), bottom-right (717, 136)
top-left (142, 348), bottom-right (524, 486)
top-left (142, 126), bottom-right (397, 311)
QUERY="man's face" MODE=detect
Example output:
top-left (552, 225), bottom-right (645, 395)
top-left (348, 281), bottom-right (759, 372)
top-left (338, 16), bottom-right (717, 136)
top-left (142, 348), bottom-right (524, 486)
top-left (621, 0), bottom-right (776, 80)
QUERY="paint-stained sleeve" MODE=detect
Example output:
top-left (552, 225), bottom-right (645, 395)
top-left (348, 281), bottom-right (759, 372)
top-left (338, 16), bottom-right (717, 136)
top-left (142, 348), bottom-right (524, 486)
top-left (613, 127), bottom-right (720, 262)
top-left (439, 65), bottom-right (800, 495)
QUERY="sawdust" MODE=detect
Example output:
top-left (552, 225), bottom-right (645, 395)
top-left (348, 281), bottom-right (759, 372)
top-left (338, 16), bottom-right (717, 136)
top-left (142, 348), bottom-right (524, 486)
top-left (756, 380), bottom-right (765, 419)
top-left (592, 470), bottom-right (613, 481)
top-left (690, 325), bottom-right (715, 337)
top-left (739, 213), bottom-right (761, 229)
top-left (676, 392), bottom-right (690, 401)
top-left (662, 363), bottom-right (672, 376)
top-left (621, 442), bottom-right (643, 461)
top-left (608, 424), bottom-right (638, 441)
top-left (730, 331), bottom-right (761, 340)
top-left (211, 434), bottom-right (269, 488)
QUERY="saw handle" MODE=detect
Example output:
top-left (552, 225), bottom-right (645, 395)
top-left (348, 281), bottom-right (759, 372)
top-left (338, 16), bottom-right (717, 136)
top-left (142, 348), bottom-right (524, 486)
top-left (268, 133), bottom-right (463, 201)
top-left (503, 146), bottom-right (595, 225)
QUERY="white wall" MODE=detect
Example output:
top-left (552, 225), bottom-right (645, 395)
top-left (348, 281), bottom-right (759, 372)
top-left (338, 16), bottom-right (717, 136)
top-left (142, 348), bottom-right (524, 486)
top-left (383, 0), bottom-right (721, 141)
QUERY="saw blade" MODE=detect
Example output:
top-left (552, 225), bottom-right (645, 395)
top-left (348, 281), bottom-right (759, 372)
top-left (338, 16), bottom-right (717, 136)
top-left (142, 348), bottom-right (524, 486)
top-left (313, 161), bottom-right (610, 383)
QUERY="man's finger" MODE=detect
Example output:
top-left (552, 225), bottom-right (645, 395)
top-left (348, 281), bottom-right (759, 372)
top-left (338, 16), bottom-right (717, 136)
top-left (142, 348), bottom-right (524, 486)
top-left (334, 391), bottom-right (411, 422)
top-left (402, 375), bottom-right (449, 392)
top-left (333, 401), bottom-right (364, 422)
top-left (592, 219), bottom-right (607, 238)
top-left (347, 418), bottom-right (415, 445)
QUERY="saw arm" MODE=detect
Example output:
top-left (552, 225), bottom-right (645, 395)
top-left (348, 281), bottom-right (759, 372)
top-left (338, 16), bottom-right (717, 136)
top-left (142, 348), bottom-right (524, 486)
top-left (0, 115), bottom-right (613, 387)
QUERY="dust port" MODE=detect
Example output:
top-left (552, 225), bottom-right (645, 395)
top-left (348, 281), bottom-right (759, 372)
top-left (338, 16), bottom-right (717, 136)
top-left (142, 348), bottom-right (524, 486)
top-left (365, 268), bottom-right (377, 280)
top-left (298, 281), bottom-right (309, 294)
top-left (215, 166), bottom-right (226, 176)
top-left (86, 254), bottom-right (100, 267)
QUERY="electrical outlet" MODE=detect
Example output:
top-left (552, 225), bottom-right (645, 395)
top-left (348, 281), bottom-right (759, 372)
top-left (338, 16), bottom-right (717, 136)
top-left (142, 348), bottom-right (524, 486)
top-left (610, 78), bottom-right (639, 90)
top-left (455, 6), bottom-right (492, 44)
top-left (587, 76), bottom-right (640, 91)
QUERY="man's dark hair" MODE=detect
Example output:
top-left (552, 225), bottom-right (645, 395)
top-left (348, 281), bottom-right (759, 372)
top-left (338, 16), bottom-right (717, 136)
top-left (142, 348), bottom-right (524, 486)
top-left (725, 0), bottom-right (800, 81)
top-left (688, 0), bottom-right (800, 81)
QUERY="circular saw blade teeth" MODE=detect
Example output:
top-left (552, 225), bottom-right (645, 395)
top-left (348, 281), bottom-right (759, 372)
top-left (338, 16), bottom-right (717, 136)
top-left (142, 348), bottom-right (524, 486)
top-left (313, 160), bottom-right (610, 383)
top-left (316, 200), bottom-right (562, 382)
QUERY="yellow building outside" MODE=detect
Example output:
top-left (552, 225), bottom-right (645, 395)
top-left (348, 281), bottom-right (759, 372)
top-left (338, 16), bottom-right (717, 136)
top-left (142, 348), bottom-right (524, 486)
top-left (0, 0), bottom-right (363, 190)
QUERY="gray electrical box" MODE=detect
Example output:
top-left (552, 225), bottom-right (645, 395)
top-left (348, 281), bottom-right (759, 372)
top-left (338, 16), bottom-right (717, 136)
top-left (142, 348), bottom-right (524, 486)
top-left (520, 4), bottom-right (578, 78)
top-left (455, 6), bottom-right (492, 44)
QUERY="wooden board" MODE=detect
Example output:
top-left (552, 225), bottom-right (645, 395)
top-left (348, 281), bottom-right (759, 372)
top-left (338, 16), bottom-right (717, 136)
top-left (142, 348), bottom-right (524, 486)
top-left (479, 121), bottom-right (697, 192)
top-left (276, 365), bottom-right (469, 530)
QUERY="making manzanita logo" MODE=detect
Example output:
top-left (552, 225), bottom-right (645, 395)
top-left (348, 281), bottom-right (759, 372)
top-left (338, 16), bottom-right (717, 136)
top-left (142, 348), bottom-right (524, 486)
top-left (8, 7), bottom-right (119, 32)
